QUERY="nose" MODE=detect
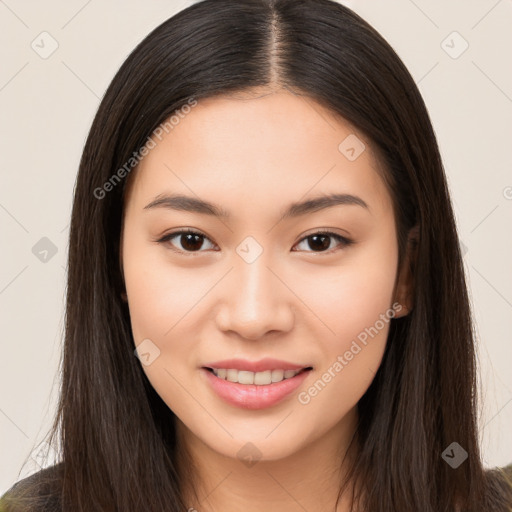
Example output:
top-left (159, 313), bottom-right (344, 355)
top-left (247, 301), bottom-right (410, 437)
top-left (215, 254), bottom-right (295, 341)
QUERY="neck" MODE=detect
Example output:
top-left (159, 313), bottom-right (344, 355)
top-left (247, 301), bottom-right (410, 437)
top-left (176, 407), bottom-right (360, 512)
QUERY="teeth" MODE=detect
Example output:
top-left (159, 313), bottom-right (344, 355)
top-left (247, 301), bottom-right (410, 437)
top-left (238, 371), bottom-right (254, 385)
top-left (211, 367), bottom-right (302, 385)
top-left (226, 369), bottom-right (238, 382)
top-left (271, 369), bottom-right (284, 382)
top-left (255, 370), bottom-right (272, 385)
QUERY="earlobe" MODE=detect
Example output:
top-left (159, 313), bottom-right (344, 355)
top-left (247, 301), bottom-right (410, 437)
top-left (393, 225), bottom-right (419, 318)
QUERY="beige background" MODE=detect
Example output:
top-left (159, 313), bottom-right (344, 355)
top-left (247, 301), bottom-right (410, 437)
top-left (1, 0), bottom-right (511, 493)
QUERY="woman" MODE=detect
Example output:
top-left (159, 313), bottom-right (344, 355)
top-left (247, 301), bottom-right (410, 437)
top-left (2, 0), bottom-right (511, 510)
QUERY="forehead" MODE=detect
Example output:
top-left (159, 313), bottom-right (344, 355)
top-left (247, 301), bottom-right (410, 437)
top-left (125, 90), bottom-right (392, 218)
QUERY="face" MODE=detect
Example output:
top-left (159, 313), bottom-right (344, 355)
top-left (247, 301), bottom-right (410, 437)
top-left (120, 88), bottom-right (411, 462)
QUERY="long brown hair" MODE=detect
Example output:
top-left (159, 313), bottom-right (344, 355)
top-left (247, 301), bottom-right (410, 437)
top-left (3, 0), bottom-right (511, 510)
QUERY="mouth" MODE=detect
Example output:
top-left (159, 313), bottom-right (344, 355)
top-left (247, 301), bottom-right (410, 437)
top-left (200, 361), bottom-right (313, 410)
top-left (203, 366), bottom-right (313, 386)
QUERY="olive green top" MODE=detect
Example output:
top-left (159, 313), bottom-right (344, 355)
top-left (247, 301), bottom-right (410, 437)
top-left (1, 462), bottom-right (512, 511)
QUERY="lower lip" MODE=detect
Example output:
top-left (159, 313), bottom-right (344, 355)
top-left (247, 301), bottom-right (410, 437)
top-left (201, 368), bottom-right (311, 410)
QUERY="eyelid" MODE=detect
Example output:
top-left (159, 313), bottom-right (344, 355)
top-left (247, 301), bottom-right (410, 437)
top-left (156, 228), bottom-right (216, 255)
top-left (156, 228), bottom-right (353, 255)
top-left (292, 229), bottom-right (353, 254)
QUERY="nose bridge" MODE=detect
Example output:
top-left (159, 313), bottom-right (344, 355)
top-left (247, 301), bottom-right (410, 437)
top-left (237, 248), bottom-right (274, 304)
top-left (234, 234), bottom-right (276, 301)
top-left (216, 240), bottom-right (293, 339)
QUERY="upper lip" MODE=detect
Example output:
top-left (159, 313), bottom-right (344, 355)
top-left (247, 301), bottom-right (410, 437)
top-left (203, 358), bottom-right (312, 373)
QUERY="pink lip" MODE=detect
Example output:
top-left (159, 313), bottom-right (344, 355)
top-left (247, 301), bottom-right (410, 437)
top-left (201, 367), bottom-right (312, 410)
top-left (202, 357), bottom-right (310, 373)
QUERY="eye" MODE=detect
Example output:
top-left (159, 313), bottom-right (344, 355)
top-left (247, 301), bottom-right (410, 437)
top-left (157, 229), bottom-right (216, 254)
top-left (157, 229), bottom-right (353, 255)
top-left (293, 231), bottom-right (353, 253)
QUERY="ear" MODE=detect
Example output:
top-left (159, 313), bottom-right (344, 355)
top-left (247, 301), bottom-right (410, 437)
top-left (393, 225), bottom-right (419, 318)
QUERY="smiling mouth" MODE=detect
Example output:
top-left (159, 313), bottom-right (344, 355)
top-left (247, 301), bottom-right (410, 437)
top-left (204, 367), bottom-right (313, 386)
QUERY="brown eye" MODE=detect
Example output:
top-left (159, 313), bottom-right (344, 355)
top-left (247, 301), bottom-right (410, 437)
top-left (293, 232), bottom-right (353, 253)
top-left (158, 230), bottom-right (215, 253)
top-left (157, 229), bottom-right (353, 255)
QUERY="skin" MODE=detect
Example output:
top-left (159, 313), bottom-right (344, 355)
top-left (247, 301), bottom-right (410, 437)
top-left (120, 87), bottom-right (414, 512)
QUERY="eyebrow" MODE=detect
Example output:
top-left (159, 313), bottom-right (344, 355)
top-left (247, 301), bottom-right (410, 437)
top-left (143, 192), bottom-right (369, 220)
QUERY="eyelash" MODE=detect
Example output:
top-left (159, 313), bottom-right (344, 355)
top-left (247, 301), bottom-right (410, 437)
top-left (156, 229), bottom-right (353, 256)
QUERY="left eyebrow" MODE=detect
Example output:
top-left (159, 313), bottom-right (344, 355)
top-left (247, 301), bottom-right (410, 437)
top-left (143, 192), bottom-right (369, 220)
top-left (280, 192), bottom-right (369, 220)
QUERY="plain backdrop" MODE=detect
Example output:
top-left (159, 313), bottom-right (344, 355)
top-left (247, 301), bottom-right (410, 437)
top-left (1, 0), bottom-right (511, 494)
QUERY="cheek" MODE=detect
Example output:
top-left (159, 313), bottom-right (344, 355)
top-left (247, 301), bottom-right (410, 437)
top-left (291, 232), bottom-right (398, 407)
top-left (123, 232), bottom-right (208, 344)
top-left (292, 231), bottom-right (398, 347)
top-left (122, 239), bottom-right (206, 417)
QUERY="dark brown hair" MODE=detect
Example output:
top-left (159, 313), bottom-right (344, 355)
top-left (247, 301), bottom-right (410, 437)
top-left (2, 0), bottom-right (511, 510)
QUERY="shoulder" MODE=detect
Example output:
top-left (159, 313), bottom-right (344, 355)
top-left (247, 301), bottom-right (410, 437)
top-left (483, 462), bottom-right (512, 510)
top-left (1, 462), bottom-right (511, 511)
top-left (0, 464), bottom-right (63, 512)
